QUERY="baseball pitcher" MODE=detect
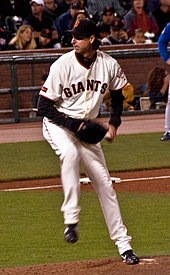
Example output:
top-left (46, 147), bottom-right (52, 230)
top-left (37, 19), bottom-right (139, 265)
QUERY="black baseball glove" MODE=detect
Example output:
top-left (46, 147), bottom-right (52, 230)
top-left (75, 120), bottom-right (108, 144)
top-left (37, 97), bottom-right (108, 144)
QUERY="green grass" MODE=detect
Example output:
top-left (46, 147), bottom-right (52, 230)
top-left (0, 132), bottom-right (170, 182)
top-left (0, 191), bottom-right (169, 268)
top-left (0, 132), bottom-right (169, 268)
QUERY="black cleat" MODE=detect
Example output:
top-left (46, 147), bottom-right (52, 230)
top-left (64, 223), bottom-right (78, 243)
top-left (121, 250), bottom-right (139, 265)
top-left (160, 131), bottom-right (170, 141)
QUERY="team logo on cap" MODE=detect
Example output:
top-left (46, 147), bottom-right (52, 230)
top-left (73, 20), bottom-right (80, 28)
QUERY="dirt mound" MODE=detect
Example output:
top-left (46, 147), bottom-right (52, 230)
top-left (1, 256), bottom-right (170, 275)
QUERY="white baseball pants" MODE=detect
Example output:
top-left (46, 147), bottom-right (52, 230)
top-left (42, 117), bottom-right (132, 254)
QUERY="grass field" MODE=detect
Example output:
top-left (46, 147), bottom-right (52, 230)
top-left (0, 191), bottom-right (169, 268)
top-left (0, 132), bottom-right (170, 182)
top-left (0, 132), bottom-right (169, 268)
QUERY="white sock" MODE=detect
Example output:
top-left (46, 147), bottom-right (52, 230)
top-left (164, 86), bottom-right (170, 132)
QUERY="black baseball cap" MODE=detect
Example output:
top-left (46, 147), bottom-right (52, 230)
top-left (70, 1), bottom-right (81, 9)
top-left (110, 18), bottom-right (124, 31)
top-left (102, 6), bottom-right (114, 15)
top-left (70, 19), bottom-right (100, 40)
top-left (41, 28), bottom-right (52, 39)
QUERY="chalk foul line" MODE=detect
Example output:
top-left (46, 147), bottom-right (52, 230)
top-left (0, 175), bottom-right (170, 192)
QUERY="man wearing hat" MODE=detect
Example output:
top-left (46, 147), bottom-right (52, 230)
top-left (101, 19), bottom-right (132, 45)
top-left (37, 18), bottom-right (139, 266)
top-left (86, 0), bottom-right (126, 22)
top-left (55, 0), bottom-right (81, 39)
top-left (36, 28), bottom-right (55, 48)
top-left (100, 6), bottom-right (117, 26)
top-left (22, 0), bottom-right (58, 42)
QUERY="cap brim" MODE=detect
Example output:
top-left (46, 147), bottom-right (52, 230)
top-left (67, 29), bottom-right (87, 40)
top-left (67, 29), bottom-right (101, 42)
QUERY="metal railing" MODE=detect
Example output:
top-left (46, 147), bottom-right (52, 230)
top-left (0, 44), bottom-right (166, 123)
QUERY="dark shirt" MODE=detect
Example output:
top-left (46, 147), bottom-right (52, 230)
top-left (0, 0), bottom-right (31, 23)
top-left (148, 90), bottom-right (163, 109)
top-left (36, 39), bottom-right (55, 49)
top-left (152, 7), bottom-right (170, 35)
top-left (0, 26), bottom-right (9, 50)
top-left (23, 12), bottom-right (56, 33)
top-left (55, 10), bottom-right (73, 38)
top-left (55, 1), bottom-right (70, 18)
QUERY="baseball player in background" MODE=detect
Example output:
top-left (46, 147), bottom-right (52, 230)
top-left (37, 18), bottom-right (139, 265)
top-left (158, 23), bottom-right (170, 141)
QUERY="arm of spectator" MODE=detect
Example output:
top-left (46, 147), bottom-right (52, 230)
top-left (52, 30), bottom-right (59, 40)
top-left (33, 31), bottom-right (41, 39)
top-left (160, 74), bottom-right (170, 95)
top-left (122, 12), bottom-right (134, 37)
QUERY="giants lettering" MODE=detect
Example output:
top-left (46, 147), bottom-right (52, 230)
top-left (87, 79), bottom-right (101, 91)
top-left (63, 79), bottom-right (108, 98)
top-left (63, 88), bottom-right (72, 97)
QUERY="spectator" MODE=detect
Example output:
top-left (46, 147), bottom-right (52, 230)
top-left (23, 0), bottom-right (58, 43)
top-left (7, 25), bottom-right (37, 50)
top-left (119, 0), bottom-right (133, 13)
top-left (102, 20), bottom-right (132, 45)
top-left (152, 0), bottom-right (170, 36)
top-left (146, 0), bottom-right (160, 12)
top-left (103, 82), bottom-right (135, 111)
top-left (0, 14), bottom-right (10, 50)
top-left (56, 0), bottom-right (85, 17)
top-left (0, 0), bottom-right (31, 24)
top-left (60, 9), bottom-right (89, 47)
top-left (122, 82), bottom-right (135, 111)
top-left (86, 0), bottom-right (126, 23)
top-left (36, 28), bottom-right (55, 48)
top-left (143, 66), bottom-right (168, 109)
top-left (44, 0), bottom-right (60, 21)
top-left (97, 23), bottom-right (110, 39)
top-left (100, 6), bottom-right (118, 26)
top-left (0, 26), bottom-right (9, 51)
top-left (123, 0), bottom-right (159, 40)
top-left (76, 9), bottom-right (89, 20)
top-left (102, 24), bottom-right (121, 45)
top-left (131, 28), bottom-right (146, 43)
top-left (54, 0), bottom-right (73, 18)
top-left (0, 0), bottom-right (30, 39)
top-left (55, 0), bottom-right (81, 38)
top-left (5, 16), bottom-right (23, 39)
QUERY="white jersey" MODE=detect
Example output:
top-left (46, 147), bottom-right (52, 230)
top-left (40, 50), bottom-right (127, 120)
top-left (41, 48), bottom-right (134, 255)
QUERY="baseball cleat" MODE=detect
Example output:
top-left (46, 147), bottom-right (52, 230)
top-left (121, 250), bottom-right (139, 265)
top-left (160, 131), bottom-right (170, 141)
top-left (64, 223), bottom-right (78, 243)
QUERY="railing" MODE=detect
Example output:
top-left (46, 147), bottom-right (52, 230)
top-left (0, 43), bottom-right (167, 123)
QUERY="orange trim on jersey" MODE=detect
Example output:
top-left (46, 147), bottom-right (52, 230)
top-left (41, 86), bottom-right (48, 92)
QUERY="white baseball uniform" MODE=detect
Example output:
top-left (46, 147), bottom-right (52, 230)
top-left (39, 49), bottom-right (132, 254)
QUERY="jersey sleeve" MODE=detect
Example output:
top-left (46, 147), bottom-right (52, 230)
top-left (158, 23), bottom-right (170, 62)
top-left (109, 60), bottom-right (127, 90)
top-left (39, 60), bottom-right (63, 101)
